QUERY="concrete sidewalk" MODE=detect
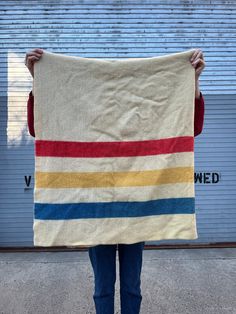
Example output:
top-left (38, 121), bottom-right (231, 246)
top-left (0, 248), bottom-right (236, 314)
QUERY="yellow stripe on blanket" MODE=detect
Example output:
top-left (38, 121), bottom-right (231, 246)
top-left (35, 167), bottom-right (193, 188)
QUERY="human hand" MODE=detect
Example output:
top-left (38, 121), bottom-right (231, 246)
top-left (24, 48), bottom-right (44, 78)
top-left (189, 48), bottom-right (206, 81)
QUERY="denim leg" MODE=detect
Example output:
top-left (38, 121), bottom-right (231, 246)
top-left (118, 242), bottom-right (145, 314)
top-left (88, 244), bottom-right (117, 314)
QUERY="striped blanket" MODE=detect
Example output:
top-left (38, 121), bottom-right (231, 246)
top-left (33, 49), bottom-right (198, 247)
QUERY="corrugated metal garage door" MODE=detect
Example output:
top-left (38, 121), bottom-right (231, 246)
top-left (0, 1), bottom-right (236, 247)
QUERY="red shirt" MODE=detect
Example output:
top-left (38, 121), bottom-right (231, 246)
top-left (27, 90), bottom-right (205, 138)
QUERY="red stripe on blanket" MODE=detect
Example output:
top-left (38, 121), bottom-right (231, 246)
top-left (35, 136), bottom-right (193, 158)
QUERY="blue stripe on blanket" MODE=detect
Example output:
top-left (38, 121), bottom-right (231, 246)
top-left (34, 197), bottom-right (195, 219)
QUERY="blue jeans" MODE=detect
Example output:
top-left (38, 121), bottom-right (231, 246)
top-left (88, 242), bottom-right (145, 314)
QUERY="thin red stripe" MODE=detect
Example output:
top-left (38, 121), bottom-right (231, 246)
top-left (35, 136), bottom-right (193, 158)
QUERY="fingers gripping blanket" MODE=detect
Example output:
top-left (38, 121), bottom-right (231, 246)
top-left (33, 49), bottom-right (198, 247)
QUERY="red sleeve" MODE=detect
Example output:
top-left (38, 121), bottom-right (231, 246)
top-left (194, 91), bottom-right (205, 137)
top-left (27, 90), bottom-right (35, 137)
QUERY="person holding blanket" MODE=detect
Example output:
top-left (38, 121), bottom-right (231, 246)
top-left (25, 48), bottom-right (205, 314)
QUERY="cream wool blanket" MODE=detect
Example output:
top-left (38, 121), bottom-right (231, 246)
top-left (33, 49), bottom-right (198, 247)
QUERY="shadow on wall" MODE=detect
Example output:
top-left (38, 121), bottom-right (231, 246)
top-left (0, 50), bottom-right (35, 247)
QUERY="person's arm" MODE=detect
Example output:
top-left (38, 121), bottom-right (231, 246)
top-left (27, 90), bottom-right (35, 137)
top-left (194, 91), bottom-right (205, 137)
top-left (25, 48), bottom-right (43, 138)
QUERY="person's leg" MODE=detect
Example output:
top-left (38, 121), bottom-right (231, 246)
top-left (88, 244), bottom-right (117, 314)
top-left (118, 241), bottom-right (145, 314)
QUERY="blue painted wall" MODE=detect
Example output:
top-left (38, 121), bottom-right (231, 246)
top-left (0, 0), bottom-right (236, 246)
